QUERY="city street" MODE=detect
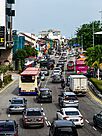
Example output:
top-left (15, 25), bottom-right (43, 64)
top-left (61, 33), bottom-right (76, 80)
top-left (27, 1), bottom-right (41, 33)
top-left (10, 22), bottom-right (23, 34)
top-left (0, 56), bottom-right (102, 136)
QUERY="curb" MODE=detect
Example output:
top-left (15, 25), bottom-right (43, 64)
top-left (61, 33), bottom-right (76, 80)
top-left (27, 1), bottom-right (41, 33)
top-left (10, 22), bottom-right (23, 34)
top-left (0, 79), bottom-right (17, 94)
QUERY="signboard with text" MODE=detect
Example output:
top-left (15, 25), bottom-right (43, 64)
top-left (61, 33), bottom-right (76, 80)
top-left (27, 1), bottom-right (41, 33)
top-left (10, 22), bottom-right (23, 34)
top-left (0, 0), bottom-right (6, 49)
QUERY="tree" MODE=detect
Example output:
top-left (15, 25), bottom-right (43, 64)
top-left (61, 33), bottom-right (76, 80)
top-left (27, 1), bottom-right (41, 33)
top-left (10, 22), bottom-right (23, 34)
top-left (85, 45), bottom-right (102, 79)
top-left (76, 21), bottom-right (102, 49)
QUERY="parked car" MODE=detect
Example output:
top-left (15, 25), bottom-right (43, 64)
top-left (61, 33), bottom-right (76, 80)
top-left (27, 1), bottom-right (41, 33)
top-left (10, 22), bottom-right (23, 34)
top-left (36, 88), bottom-right (52, 103)
top-left (22, 108), bottom-right (44, 128)
top-left (52, 74), bottom-right (62, 83)
top-left (93, 111), bottom-right (102, 128)
top-left (58, 91), bottom-right (79, 108)
top-left (49, 120), bottom-right (78, 136)
top-left (40, 67), bottom-right (49, 76)
top-left (56, 107), bottom-right (84, 127)
top-left (7, 97), bottom-right (27, 114)
top-left (0, 120), bottom-right (18, 136)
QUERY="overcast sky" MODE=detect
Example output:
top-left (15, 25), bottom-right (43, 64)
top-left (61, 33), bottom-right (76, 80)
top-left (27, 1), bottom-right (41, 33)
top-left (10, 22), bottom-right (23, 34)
top-left (13, 0), bottom-right (102, 38)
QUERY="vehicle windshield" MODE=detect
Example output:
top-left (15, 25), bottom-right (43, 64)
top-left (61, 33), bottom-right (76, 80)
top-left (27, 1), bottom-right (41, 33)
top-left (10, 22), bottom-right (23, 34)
top-left (21, 75), bottom-right (35, 83)
top-left (11, 100), bottom-right (23, 104)
top-left (27, 110), bottom-right (41, 116)
top-left (41, 90), bottom-right (50, 95)
top-left (64, 95), bottom-right (78, 100)
top-left (0, 123), bottom-right (14, 132)
top-left (56, 127), bottom-right (76, 136)
top-left (65, 111), bottom-right (79, 116)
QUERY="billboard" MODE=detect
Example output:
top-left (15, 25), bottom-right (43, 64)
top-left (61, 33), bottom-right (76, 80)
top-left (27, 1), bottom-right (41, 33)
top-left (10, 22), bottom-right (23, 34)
top-left (0, 0), bottom-right (6, 49)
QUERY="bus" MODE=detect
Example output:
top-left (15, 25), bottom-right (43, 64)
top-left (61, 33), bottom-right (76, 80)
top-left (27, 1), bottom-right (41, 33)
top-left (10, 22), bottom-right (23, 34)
top-left (19, 67), bottom-right (41, 95)
top-left (75, 58), bottom-right (88, 74)
top-left (67, 61), bottom-right (74, 71)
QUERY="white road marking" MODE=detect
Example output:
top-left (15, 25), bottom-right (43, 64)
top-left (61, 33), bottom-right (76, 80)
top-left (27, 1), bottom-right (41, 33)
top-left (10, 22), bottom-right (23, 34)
top-left (93, 126), bottom-right (97, 131)
top-left (45, 121), bottom-right (49, 126)
top-left (47, 121), bottom-right (51, 126)
top-left (43, 112), bottom-right (45, 116)
top-left (44, 117), bottom-right (47, 120)
top-left (8, 114), bottom-right (10, 117)
top-left (85, 119), bottom-right (89, 124)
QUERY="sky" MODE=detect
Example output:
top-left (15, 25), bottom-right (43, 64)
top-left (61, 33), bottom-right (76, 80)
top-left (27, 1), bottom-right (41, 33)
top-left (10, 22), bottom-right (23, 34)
top-left (13, 0), bottom-right (102, 38)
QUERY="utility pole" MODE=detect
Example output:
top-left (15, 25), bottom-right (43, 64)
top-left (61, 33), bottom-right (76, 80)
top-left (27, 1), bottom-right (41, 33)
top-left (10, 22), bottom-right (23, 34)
top-left (93, 22), bottom-right (94, 47)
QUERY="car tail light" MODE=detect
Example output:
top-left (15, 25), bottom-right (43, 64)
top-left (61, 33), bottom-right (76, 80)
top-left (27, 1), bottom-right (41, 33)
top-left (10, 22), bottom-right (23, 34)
top-left (63, 116), bottom-right (69, 120)
top-left (79, 116), bottom-right (83, 120)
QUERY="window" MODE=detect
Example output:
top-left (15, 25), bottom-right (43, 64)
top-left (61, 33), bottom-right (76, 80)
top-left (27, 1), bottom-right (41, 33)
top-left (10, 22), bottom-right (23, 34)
top-left (21, 76), bottom-right (35, 83)
top-left (27, 110), bottom-right (41, 116)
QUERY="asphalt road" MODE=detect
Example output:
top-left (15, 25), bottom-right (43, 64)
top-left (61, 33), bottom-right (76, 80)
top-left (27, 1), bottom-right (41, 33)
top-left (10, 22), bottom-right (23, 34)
top-left (0, 55), bottom-right (102, 136)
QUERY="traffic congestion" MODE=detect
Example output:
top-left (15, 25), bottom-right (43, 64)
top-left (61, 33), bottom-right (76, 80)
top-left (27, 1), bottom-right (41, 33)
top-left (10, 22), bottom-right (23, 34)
top-left (0, 46), bottom-right (102, 136)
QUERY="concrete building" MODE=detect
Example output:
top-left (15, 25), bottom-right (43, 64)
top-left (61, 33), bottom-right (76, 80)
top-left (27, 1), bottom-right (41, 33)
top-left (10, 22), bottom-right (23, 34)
top-left (0, 0), bottom-right (15, 65)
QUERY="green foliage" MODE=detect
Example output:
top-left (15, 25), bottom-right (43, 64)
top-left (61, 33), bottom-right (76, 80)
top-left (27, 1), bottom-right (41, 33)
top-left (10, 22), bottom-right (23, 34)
top-left (0, 65), bottom-right (9, 74)
top-left (85, 45), bottom-right (102, 68)
top-left (90, 78), bottom-right (102, 92)
top-left (76, 21), bottom-right (102, 49)
top-left (3, 75), bottom-right (12, 86)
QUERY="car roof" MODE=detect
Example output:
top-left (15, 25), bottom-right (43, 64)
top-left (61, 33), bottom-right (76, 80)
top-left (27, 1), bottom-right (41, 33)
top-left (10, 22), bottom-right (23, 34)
top-left (54, 120), bottom-right (75, 127)
top-left (62, 107), bottom-right (79, 112)
top-left (12, 97), bottom-right (24, 100)
top-left (26, 108), bottom-right (41, 111)
top-left (40, 88), bottom-right (50, 91)
top-left (0, 120), bottom-right (15, 124)
top-left (62, 92), bottom-right (76, 96)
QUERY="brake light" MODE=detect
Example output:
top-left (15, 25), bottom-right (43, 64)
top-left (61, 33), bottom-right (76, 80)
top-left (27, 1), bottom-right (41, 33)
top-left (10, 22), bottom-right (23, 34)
top-left (63, 116), bottom-right (69, 120)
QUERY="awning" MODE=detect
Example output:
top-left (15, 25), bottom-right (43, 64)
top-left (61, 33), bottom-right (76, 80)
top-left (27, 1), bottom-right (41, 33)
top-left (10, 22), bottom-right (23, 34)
top-left (94, 31), bottom-right (102, 34)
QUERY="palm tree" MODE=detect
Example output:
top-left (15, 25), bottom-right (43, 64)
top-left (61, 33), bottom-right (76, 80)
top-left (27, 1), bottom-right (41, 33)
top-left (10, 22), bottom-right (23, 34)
top-left (85, 45), bottom-right (102, 80)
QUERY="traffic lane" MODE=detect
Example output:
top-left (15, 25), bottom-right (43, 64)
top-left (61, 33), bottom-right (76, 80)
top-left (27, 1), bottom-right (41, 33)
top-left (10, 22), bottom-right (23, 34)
top-left (0, 80), bottom-right (50, 136)
top-left (42, 77), bottom-right (102, 136)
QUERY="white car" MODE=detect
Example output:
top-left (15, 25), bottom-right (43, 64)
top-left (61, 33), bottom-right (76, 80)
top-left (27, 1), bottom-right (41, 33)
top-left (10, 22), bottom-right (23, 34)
top-left (56, 107), bottom-right (84, 127)
top-left (54, 67), bottom-right (62, 73)
top-left (52, 70), bottom-right (62, 77)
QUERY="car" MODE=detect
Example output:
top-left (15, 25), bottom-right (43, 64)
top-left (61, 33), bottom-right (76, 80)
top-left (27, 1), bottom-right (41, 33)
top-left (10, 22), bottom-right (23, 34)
top-left (93, 111), bottom-right (102, 128)
top-left (0, 120), bottom-right (18, 135)
top-left (7, 97), bottom-right (27, 114)
top-left (58, 92), bottom-right (79, 108)
top-left (40, 67), bottom-right (49, 76)
top-left (40, 73), bottom-right (45, 81)
top-left (56, 107), bottom-right (84, 127)
top-left (49, 120), bottom-right (78, 136)
top-left (56, 62), bottom-right (64, 71)
top-left (54, 67), bottom-right (62, 73)
top-left (52, 74), bottom-right (62, 83)
top-left (22, 108), bottom-right (44, 128)
top-left (36, 88), bottom-right (52, 103)
top-left (52, 70), bottom-right (62, 77)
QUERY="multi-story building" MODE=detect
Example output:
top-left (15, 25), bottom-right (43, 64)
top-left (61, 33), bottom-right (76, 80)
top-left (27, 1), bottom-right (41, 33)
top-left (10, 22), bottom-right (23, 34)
top-left (0, 0), bottom-right (15, 65)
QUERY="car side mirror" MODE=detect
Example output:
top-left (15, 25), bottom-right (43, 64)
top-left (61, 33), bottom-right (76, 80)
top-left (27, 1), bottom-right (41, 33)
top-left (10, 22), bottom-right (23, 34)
top-left (9, 100), bottom-right (11, 102)
top-left (57, 110), bottom-right (60, 112)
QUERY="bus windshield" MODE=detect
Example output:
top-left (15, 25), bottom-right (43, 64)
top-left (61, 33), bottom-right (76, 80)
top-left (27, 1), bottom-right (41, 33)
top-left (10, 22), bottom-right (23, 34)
top-left (21, 75), bottom-right (35, 83)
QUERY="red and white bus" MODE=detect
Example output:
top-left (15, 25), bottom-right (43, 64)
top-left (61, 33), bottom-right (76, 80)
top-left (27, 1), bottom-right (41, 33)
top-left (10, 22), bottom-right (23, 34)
top-left (19, 67), bottom-right (40, 95)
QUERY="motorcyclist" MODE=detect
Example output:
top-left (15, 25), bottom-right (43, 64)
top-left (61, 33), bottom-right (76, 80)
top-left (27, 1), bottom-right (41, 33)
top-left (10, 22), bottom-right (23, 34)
top-left (61, 77), bottom-right (65, 89)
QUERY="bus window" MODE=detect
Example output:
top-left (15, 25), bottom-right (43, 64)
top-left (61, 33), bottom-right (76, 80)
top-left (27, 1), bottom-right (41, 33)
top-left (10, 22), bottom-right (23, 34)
top-left (21, 76), bottom-right (35, 83)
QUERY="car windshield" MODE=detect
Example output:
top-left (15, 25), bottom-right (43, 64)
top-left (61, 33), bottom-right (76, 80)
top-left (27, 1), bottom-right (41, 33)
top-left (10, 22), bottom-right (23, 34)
top-left (64, 95), bottom-right (78, 100)
top-left (41, 90), bottom-right (50, 95)
top-left (11, 100), bottom-right (23, 104)
top-left (0, 123), bottom-right (14, 132)
top-left (27, 110), bottom-right (41, 116)
top-left (56, 127), bottom-right (75, 136)
top-left (65, 111), bottom-right (79, 116)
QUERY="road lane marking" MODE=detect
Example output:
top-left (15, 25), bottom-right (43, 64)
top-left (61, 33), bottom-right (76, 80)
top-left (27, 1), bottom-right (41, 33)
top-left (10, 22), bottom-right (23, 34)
top-left (85, 119), bottom-right (89, 124)
top-left (93, 126), bottom-right (97, 131)
top-left (8, 114), bottom-right (10, 117)
top-left (44, 117), bottom-right (47, 120)
top-left (43, 112), bottom-right (45, 116)
top-left (47, 121), bottom-right (51, 126)
top-left (45, 121), bottom-right (49, 126)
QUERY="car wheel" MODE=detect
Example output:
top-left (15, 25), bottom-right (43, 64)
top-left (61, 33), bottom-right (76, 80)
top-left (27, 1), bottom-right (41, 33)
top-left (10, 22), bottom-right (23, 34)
top-left (93, 118), bottom-right (97, 127)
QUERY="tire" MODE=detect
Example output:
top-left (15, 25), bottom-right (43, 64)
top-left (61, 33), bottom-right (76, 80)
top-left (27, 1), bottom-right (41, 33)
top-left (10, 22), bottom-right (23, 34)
top-left (56, 114), bottom-right (58, 120)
